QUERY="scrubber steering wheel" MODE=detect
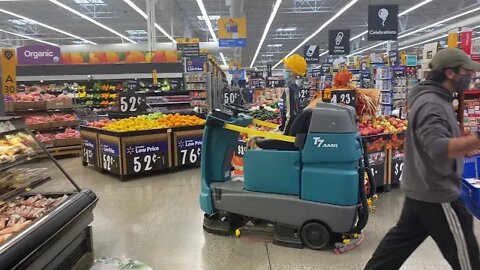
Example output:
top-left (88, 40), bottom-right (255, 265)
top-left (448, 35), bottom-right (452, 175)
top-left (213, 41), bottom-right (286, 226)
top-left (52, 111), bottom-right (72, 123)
top-left (224, 103), bottom-right (249, 116)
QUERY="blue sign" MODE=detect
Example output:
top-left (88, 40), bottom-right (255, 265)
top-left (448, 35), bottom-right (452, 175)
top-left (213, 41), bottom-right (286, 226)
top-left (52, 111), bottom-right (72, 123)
top-left (230, 69), bottom-right (245, 82)
top-left (84, 138), bottom-right (95, 149)
top-left (219, 39), bottom-right (247, 48)
top-left (101, 142), bottom-right (119, 156)
top-left (126, 142), bottom-right (168, 156)
top-left (186, 56), bottom-right (206, 72)
top-left (177, 136), bottom-right (203, 166)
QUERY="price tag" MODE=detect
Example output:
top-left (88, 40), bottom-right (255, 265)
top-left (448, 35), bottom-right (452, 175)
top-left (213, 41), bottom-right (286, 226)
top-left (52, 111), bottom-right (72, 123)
top-left (235, 139), bottom-right (247, 157)
top-left (100, 142), bottom-right (120, 174)
top-left (82, 138), bottom-right (97, 166)
top-left (266, 77), bottom-right (285, 88)
top-left (119, 92), bottom-right (147, 113)
top-left (125, 141), bottom-right (169, 174)
top-left (391, 156), bottom-right (404, 183)
top-left (368, 151), bottom-right (385, 187)
top-left (177, 136), bottom-right (203, 166)
top-left (300, 88), bottom-right (310, 103)
top-left (330, 90), bottom-right (356, 107)
top-left (223, 90), bottom-right (242, 105)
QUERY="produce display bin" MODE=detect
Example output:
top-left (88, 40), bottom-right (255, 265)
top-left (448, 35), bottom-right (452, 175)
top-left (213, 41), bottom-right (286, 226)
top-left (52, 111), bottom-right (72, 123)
top-left (46, 99), bottom-right (74, 110)
top-left (80, 125), bottom-right (205, 180)
top-left (172, 125), bottom-right (204, 168)
top-left (81, 126), bottom-right (172, 181)
top-left (363, 134), bottom-right (389, 190)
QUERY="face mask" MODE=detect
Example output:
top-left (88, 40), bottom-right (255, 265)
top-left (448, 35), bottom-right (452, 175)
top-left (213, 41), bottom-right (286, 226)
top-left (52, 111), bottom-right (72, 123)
top-left (283, 71), bottom-right (290, 81)
top-left (456, 74), bottom-right (471, 93)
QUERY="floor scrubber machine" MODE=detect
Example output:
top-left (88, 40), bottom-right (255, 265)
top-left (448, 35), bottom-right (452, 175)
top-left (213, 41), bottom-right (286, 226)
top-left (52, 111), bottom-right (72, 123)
top-left (199, 102), bottom-right (375, 251)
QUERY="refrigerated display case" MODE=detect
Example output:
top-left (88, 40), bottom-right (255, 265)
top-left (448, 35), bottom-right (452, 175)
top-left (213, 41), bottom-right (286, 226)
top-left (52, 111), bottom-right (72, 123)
top-left (0, 116), bottom-right (97, 269)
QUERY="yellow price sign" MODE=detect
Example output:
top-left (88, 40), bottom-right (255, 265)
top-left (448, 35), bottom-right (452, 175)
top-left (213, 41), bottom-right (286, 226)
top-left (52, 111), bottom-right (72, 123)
top-left (1, 49), bottom-right (16, 95)
top-left (175, 37), bottom-right (200, 44)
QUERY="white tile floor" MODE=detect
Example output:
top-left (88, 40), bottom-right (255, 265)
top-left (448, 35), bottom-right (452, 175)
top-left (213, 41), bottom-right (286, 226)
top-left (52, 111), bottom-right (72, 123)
top-left (36, 157), bottom-right (480, 269)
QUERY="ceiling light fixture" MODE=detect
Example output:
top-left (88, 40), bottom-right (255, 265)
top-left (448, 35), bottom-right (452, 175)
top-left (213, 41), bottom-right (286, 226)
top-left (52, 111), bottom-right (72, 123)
top-left (398, 0), bottom-right (433, 16)
top-left (0, 28), bottom-right (58, 46)
top-left (351, 7), bottom-right (480, 56)
top-left (49, 0), bottom-right (136, 43)
top-left (0, 8), bottom-right (95, 45)
top-left (320, 50), bottom-right (329, 57)
top-left (399, 6), bottom-right (480, 39)
top-left (219, 52), bottom-right (227, 66)
top-left (272, 0), bottom-right (359, 68)
top-left (348, 41), bottom-right (388, 57)
top-left (122, 0), bottom-right (174, 42)
top-left (195, 0), bottom-right (217, 42)
top-left (350, 30), bottom-right (368, 41)
top-left (250, 0), bottom-right (282, 68)
top-left (350, 0), bottom-right (435, 43)
top-left (399, 34), bottom-right (448, 50)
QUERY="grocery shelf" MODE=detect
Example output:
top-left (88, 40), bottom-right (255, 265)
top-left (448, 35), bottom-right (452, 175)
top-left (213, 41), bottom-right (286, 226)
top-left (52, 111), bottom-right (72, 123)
top-left (7, 107), bottom-right (77, 115)
top-left (148, 101), bottom-right (191, 106)
top-left (185, 81), bottom-right (206, 83)
top-left (140, 91), bottom-right (191, 96)
top-left (186, 89), bottom-right (206, 91)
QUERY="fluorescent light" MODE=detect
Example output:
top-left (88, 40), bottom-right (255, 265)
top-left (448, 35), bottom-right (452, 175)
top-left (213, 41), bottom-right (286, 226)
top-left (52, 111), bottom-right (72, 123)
top-left (0, 28), bottom-right (58, 46)
top-left (350, 0), bottom-right (436, 43)
top-left (398, 0), bottom-right (433, 17)
top-left (196, 0), bottom-right (217, 42)
top-left (122, 0), bottom-right (174, 41)
top-left (273, 0), bottom-right (359, 68)
top-left (0, 8), bottom-right (95, 45)
top-left (49, 0), bottom-right (136, 43)
top-left (399, 7), bottom-right (480, 39)
top-left (399, 34), bottom-right (448, 50)
top-left (348, 41), bottom-right (387, 57)
top-left (320, 50), bottom-right (329, 57)
top-left (250, 0), bottom-right (282, 68)
top-left (219, 52), bottom-right (227, 66)
top-left (352, 6), bottom-right (480, 56)
top-left (350, 30), bottom-right (368, 41)
top-left (276, 27), bottom-right (297, 32)
top-left (268, 44), bottom-right (282, 47)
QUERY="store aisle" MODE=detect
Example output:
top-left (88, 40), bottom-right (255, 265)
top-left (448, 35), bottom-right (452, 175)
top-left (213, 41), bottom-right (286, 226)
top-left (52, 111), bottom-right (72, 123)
top-left (41, 157), bottom-right (479, 270)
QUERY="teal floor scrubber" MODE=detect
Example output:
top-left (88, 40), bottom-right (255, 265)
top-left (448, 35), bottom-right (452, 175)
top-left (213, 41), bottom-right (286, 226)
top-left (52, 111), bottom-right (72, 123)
top-left (199, 102), bottom-right (375, 250)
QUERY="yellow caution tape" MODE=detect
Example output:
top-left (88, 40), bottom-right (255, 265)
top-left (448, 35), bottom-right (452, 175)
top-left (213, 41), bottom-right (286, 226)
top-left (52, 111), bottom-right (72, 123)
top-left (251, 119), bottom-right (279, 129)
top-left (224, 124), bottom-right (295, 143)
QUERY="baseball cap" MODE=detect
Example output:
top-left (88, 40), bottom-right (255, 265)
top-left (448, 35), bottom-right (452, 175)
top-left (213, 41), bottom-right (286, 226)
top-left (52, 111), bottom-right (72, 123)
top-left (429, 48), bottom-right (480, 71)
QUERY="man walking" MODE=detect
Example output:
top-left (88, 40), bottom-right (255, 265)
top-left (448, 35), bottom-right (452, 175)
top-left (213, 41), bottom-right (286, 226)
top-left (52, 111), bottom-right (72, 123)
top-left (364, 48), bottom-right (480, 270)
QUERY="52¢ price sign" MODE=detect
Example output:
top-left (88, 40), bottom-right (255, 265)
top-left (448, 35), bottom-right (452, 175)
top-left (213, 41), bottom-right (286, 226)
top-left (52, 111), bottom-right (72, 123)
top-left (100, 142), bottom-right (120, 174)
top-left (125, 142), bottom-right (169, 174)
top-left (119, 92), bottom-right (147, 113)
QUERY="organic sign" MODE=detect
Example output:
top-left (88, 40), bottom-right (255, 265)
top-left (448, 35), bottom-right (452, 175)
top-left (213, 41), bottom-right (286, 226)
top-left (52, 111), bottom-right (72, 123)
top-left (368, 5), bottom-right (398, 41)
top-left (125, 141), bottom-right (169, 174)
top-left (303, 45), bottom-right (320, 64)
top-left (177, 137), bottom-right (202, 166)
top-left (82, 138), bottom-right (97, 166)
top-left (1, 49), bottom-right (16, 95)
top-left (218, 17), bottom-right (247, 47)
top-left (119, 92), bottom-right (147, 113)
top-left (17, 45), bottom-right (61, 65)
top-left (328, 30), bottom-right (350, 55)
top-left (100, 142), bottom-right (120, 175)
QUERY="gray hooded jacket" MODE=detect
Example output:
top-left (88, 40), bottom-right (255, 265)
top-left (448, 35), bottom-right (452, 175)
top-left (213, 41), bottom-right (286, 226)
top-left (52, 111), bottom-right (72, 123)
top-left (402, 80), bottom-right (463, 203)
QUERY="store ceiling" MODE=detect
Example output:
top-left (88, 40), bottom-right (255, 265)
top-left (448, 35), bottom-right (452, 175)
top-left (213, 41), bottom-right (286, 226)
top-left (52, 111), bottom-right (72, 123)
top-left (0, 0), bottom-right (479, 68)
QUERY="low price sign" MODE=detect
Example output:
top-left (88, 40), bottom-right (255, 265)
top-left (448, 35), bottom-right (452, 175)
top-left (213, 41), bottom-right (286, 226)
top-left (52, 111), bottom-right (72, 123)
top-left (100, 142), bottom-right (120, 175)
top-left (125, 141), bottom-right (169, 174)
top-left (119, 92), bottom-right (147, 113)
top-left (177, 137), bottom-right (203, 166)
top-left (82, 138), bottom-right (97, 166)
top-left (390, 152), bottom-right (405, 183)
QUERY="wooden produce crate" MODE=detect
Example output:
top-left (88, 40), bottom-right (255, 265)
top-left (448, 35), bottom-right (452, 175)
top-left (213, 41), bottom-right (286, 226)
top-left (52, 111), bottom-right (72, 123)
top-left (13, 101), bottom-right (46, 111)
top-left (26, 122), bottom-right (52, 131)
top-left (55, 138), bottom-right (81, 147)
top-left (46, 99), bottom-right (74, 110)
top-left (51, 119), bottom-right (80, 128)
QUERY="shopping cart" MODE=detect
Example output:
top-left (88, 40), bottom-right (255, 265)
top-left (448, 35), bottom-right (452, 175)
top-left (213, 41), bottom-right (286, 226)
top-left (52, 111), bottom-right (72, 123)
top-left (462, 156), bottom-right (480, 219)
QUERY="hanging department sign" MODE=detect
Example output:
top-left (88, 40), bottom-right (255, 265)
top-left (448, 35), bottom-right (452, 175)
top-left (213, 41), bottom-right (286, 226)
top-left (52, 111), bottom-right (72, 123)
top-left (176, 38), bottom-right (200, 57)
top-left (368, 5), bottom-right (398, 41)
top-left (17, 45), bottom-right (61, 65)
top-left (303, 45), bottom-right (320, 64)
top-left (328, 30), bottom-right (350, 55)
top-left (218, 17), bottom-right (247, 47)
top-left (1, 49), bottom-right (16, 95)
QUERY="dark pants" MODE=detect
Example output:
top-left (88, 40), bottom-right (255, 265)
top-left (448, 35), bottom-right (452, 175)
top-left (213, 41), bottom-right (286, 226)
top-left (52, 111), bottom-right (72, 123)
top-left (365, 197), bottom-right (480, 270)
